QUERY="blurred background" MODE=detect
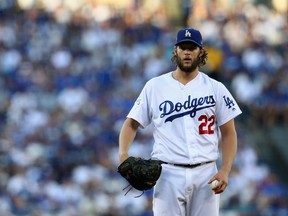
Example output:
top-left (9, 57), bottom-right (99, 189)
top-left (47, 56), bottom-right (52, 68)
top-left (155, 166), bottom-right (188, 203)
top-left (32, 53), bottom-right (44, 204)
top-left (0, 0), bottom-right (287, 215)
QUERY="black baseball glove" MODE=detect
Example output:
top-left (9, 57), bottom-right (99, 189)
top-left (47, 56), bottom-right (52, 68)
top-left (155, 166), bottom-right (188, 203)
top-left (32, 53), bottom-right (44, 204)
top-left (118, 156), bottom-right (162, 192)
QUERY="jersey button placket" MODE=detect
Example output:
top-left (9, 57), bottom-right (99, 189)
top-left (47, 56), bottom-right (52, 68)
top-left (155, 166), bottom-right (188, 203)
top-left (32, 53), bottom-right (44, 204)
top-left (183, 89), bottom-right (197, 163)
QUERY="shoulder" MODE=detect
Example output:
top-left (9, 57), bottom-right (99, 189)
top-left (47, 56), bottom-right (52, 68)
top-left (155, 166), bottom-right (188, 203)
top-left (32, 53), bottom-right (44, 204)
top-left (145, 71), bottom-right (173, 87)
top-left (199, 72), bottom-right (219, 84)
top-left (199, 72), bottom-right (226, 89)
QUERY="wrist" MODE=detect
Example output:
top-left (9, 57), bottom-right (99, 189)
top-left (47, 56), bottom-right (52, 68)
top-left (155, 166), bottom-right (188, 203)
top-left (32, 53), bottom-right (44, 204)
top-left (220, 166), bottom-right (231, 174)
top-left (119, 152), bottom-right (129, 163)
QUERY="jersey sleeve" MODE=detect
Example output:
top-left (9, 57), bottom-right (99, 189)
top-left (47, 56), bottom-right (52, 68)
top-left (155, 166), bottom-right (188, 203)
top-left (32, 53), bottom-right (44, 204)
top-left (215, 82), bottom-right (242, 126)
top-left (127, 83), bottom-right (151, 128)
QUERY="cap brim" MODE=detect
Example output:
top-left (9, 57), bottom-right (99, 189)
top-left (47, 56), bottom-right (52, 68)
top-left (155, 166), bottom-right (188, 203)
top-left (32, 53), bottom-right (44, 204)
top-left (175, 39), bottom-right (202, 47)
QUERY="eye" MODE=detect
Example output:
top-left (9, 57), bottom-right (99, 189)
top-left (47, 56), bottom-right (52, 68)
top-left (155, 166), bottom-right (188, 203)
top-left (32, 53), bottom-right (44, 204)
top-left (179, 44), bottom-right (197, 51)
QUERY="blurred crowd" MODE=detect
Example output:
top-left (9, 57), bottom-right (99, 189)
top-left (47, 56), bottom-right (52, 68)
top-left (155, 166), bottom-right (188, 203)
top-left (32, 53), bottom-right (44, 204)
top-left (0, 0), bottom-right (287, 215)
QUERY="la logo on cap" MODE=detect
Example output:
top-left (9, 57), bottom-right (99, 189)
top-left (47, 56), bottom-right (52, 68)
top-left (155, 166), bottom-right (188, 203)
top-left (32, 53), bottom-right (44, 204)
top-left (185, 30), bottom-right (191, 37)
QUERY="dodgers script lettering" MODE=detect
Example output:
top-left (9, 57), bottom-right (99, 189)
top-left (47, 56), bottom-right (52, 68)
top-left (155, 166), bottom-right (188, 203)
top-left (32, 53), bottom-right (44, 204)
top-left (159, 95), bottom-right (216, 122)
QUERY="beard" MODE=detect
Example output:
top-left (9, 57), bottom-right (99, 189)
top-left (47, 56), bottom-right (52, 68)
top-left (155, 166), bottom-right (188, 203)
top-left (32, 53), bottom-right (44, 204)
top-left (175, 54), bottom-right (200, 73)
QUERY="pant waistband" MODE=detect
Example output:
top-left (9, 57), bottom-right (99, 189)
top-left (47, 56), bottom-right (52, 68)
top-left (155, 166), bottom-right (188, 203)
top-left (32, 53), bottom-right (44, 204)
top-left (159, 160), bottom-right (214, 168)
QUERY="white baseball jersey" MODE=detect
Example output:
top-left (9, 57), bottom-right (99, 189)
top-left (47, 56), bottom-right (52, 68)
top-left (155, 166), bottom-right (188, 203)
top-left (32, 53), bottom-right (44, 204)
top-left (127, 71), bottom-right (242, 164)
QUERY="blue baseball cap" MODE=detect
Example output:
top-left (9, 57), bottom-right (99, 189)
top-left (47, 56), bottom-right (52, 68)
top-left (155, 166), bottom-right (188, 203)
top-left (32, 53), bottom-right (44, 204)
top-left (175, 28), bottom-right (203, 47)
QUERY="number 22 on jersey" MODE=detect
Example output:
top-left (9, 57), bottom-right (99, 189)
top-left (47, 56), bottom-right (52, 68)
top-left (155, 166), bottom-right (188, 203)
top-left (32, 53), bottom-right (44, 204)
top-left (198, 115), bottom-right (215, 134)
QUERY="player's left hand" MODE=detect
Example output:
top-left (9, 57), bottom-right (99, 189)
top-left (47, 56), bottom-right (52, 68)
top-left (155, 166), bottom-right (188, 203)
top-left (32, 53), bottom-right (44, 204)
top-left (208, 169), bottom-right (229, 194)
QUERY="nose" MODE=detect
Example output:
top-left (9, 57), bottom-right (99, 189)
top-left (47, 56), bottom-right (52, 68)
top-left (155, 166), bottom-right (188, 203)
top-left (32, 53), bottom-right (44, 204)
top-left (183, 49), bottom-right (192, 56)
top-left (183, 48), bottom-right (193, 54)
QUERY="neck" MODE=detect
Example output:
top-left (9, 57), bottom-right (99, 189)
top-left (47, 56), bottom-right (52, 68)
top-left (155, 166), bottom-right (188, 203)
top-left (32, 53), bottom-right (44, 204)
top-left (173, 69), bottom-right (199, 85)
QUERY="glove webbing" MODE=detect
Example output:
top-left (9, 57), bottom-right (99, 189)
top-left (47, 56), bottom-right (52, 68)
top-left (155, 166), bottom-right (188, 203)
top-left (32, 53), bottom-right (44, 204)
top-left (122, 184), bottom-right (145, 198)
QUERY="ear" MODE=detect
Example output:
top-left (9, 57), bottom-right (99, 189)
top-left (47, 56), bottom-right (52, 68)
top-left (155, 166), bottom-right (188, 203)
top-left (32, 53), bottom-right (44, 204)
top-left (173, 46), bottom-right (177, 55)
top-left (199, 48), bottom-right (204, 57)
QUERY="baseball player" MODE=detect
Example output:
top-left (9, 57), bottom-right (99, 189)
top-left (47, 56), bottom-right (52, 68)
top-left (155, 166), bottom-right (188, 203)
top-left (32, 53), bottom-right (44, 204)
top-left (119, 28), bottom-right (242, 216)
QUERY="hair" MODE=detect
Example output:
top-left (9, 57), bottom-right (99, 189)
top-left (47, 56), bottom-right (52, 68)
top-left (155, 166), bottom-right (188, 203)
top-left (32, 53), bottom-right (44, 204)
top-left (171, 46), bottom-right (208, 67)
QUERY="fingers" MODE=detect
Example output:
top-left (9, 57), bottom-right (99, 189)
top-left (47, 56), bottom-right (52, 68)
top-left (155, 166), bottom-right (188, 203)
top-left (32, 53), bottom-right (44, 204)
top-left (212, 180), bottom-right (227, 194)
top-left (207, 178), bottom-right (215, 184)
top-left (209, 170), bottom-right (229, 194)
top-left (208, 178), bottom-right (220, 185)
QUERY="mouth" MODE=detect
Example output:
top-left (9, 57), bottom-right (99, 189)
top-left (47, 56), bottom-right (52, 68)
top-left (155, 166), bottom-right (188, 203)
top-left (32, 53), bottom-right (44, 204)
top-left (183, 58), bottom-right (192, 63)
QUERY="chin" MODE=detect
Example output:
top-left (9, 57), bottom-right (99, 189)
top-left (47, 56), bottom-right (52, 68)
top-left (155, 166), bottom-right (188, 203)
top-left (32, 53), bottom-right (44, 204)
top-left (181, 65), bottom-right (197, 73)
top-left (184, 70), bottom-right (194, 74)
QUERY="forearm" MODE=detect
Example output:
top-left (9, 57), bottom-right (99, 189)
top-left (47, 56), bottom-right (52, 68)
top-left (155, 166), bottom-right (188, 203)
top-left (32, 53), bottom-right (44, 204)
top-left (221, 130), bottom-right (237, 174)
top-left (209, 120), bottom-right (238, 194)
top-left (119, 118), bottom-right (139, 163)
top-left (219, 119), bottom-right (238, 174)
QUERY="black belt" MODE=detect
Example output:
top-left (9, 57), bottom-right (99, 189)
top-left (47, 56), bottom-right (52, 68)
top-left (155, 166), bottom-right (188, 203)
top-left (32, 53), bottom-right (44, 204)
top-left (160, 160), bottom-right (213, 168)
